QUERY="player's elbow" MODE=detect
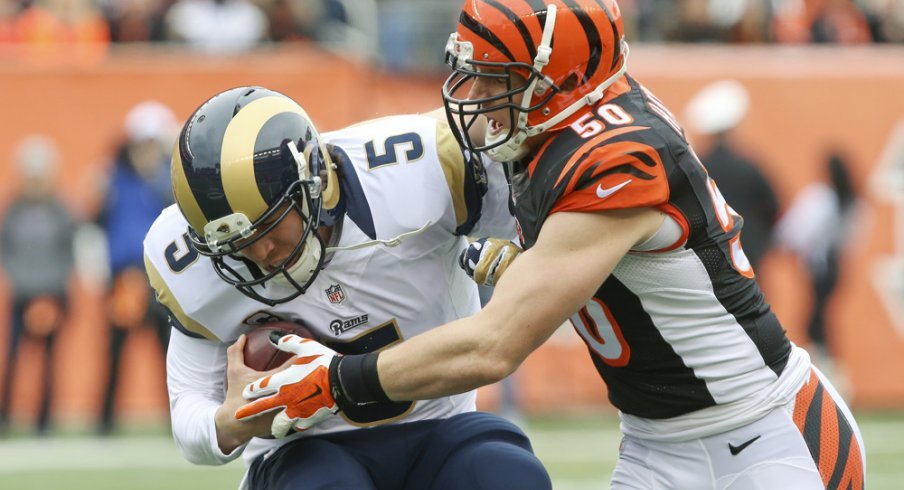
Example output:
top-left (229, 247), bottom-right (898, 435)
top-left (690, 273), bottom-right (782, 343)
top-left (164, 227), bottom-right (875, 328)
top-left (483, 356), bottom-right (520, 385)
top-left (174, 439), bottom-right (219, 466)
top-left (469, 316), bottom-right (534, 384)
top-left (180, 447), bottom-right (212, 466)
top-left (476, 342), bottom-right (524, 384)
top-left (175, 440), bottom-right (236, 466)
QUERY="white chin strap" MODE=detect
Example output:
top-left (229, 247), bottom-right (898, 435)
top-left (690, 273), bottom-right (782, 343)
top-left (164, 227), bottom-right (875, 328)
top-left (274, 145), bottom-right (324, 289)
top-left (271, 219), bottom-right (432, 289)
top-left (485, 121), bottom-right (531, 161)
top-left (486, 3), bottom-right (629, 162)
top-left (271, 233), bottom-right (322, 288)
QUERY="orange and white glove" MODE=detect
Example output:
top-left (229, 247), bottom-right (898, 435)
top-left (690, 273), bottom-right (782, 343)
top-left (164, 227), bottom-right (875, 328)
top-left (235, 335), bottom-right (339, 438)
top-left (459, 237), bottom-right (523, 287)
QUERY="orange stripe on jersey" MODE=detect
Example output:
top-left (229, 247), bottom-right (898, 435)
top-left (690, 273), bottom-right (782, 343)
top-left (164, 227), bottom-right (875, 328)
top-left (550, 138), bottom-right (669, 214)
top-left (549, 125), bottom-right (647, 188)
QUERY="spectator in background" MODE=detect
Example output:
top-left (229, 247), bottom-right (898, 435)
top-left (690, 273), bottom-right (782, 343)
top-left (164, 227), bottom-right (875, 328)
top-left (5, 0), bottom-right (110, 64)
top-left (869, 0), bottom-right (904, 42)
top-left (0, 135), bottom-right (77, 436)
top-left (774, 151), bottom-right (861, 386)
top-left (96, 101), bottom-right (177, 435)
top-left (811, 0), bottom-right (874, 42)
top-left (99, 0), bottom-right (173, 43)
top-left (662, 0), bottom-right (772, 43)
top-left (264, 0), bottom-right (319, 42)
top-left (685, 79), bottom-right (780, 270)
top-left (263, 0), bottom-right (353, 44)
top-left (0, 2), bottom-right (18, 43)
top-left (668, 0), bottom-right (729, 41)
top-left (164, 0), bottom-right (267, 53)
top-left (773, 0), bottom-right (873, 43)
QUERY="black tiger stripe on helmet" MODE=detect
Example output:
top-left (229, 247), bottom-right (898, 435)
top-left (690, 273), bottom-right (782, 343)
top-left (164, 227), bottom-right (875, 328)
top-left (468, 0), bottom-right (620, 81)
top-left (459, 9), bottom-right (517, 62)
top-left (478, 0), bottom-right (538, 61)
top-left (562, 0), bottom-right (602, 82)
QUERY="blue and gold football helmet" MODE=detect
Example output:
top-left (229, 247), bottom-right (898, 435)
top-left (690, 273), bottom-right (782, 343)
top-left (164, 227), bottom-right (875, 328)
top-left (171, 86), bottom-right (340, 305)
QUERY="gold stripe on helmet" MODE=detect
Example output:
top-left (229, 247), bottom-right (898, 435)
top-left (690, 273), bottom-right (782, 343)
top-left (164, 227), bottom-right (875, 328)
top-left (144, 253), bottom-right (218, 341)
top-left (220, 95), bottom-right (306, 221)
top-left (171, 143), bottom-right (208, 235)
top-left (436, 120), bottom-right (467, 226)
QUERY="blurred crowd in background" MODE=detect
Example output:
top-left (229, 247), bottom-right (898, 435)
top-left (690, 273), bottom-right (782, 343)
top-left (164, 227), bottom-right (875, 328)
top-left (0, 100), bottom-right (177, 436)
top-left (0, 0), bottom-right (895, 436)
top-left (0, 0), bottom-right (903, 70)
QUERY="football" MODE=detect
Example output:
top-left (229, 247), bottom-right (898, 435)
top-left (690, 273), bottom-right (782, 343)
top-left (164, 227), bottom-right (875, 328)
top-left (243, 321), bottom-right (315, 371)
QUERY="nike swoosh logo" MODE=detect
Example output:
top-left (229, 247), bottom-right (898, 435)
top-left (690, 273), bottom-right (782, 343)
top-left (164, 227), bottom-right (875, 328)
top-left (596, 179), bottom-right (633, 199)
top-left (301, 385), bottom-right (322, 402)
top-left (728, 435), bottom-right (761, 455)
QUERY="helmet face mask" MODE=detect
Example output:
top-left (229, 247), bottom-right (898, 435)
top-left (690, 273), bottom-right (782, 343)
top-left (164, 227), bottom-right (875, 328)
top-left (173, 87), bottom-right (335, 306)
top-left (443, 43), bottom-right (560, 160)
top-left (188, 178), bottom-right (324, 306)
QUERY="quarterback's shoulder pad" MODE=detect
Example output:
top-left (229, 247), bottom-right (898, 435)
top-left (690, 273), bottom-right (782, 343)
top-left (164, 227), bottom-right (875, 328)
top-left (143, 206), bottom-right (220, 341)
top-left (547, 126), bottom-right (670, 214)
top-left (325, 115), bottom-right (484, 238)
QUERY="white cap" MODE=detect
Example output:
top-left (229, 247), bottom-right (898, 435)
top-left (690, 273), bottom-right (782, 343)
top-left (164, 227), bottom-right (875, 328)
top-left (15, 134), bottom-right (59, 179)
top-left (684, 79), bottom-right (750, 135)
top-left (124, 100), bottom-right (177, 143)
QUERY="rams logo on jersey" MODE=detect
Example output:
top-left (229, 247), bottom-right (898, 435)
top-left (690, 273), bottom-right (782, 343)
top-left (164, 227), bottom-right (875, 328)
top-left (329, 314), bottom-right (369, 336)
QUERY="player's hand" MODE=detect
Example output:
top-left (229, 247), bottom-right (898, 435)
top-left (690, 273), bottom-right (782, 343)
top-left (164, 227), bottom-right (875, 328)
top-left (459, 237), bottom-right (523, 287)
top-left (215, 334), bottom-right (293, 453)
top-left (235, 335), bottom-right (339, 438)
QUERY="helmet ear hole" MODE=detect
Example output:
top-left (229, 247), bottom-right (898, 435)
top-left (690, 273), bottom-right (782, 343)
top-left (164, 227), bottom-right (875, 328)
top-left (559, 74), bottom-right (579, 93)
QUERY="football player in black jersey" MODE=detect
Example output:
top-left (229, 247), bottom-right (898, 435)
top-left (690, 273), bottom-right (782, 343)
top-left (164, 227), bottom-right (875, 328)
top-left (236, 2), bottom-right (865, 488)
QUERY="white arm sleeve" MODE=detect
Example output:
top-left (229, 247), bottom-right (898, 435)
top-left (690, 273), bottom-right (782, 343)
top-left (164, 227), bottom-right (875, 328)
top-left (167, 328), bottom-right (244, 465)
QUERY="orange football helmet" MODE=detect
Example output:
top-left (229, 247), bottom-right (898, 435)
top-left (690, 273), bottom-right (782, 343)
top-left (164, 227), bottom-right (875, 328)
top-left (443, 0), bottom-right (629, 161)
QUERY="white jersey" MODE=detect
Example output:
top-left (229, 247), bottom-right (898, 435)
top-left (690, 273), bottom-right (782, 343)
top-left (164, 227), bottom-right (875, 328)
top-left (144, 115), bottom-right (514, 469)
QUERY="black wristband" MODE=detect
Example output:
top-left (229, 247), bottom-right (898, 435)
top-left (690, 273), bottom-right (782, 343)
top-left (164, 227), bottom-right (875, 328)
top-left (328, 352), bottom-right (390, 411)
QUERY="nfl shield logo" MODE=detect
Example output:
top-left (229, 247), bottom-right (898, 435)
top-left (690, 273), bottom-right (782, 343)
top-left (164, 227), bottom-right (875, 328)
top-left (325, 284), bottom-right (346, 304)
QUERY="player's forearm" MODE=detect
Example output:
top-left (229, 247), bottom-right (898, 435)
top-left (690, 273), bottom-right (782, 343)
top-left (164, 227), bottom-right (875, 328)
top-left (167, 333), bottom-right (243, 465)
top-left (332, 282), bottom-right (555, 405)
top-left (171, 397), bottom-right (244, 465)
top-left (380, 315), bottom-right (516, 400)
top-left (329, 234), bottom-right (599, 406)
top-left (214, 404), bottom-right (254, 454)
top-left (330, 313), bottom-right (513, 406)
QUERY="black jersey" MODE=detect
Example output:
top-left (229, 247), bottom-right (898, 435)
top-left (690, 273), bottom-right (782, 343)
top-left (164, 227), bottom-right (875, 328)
top-left (510, 76), bottom-right (793, 420)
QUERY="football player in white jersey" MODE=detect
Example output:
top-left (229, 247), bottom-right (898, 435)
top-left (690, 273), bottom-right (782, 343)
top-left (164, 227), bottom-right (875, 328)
top-left (143, 86), bottom-right (552, 489)
top-left (234, 2), bottom-right (866, 489)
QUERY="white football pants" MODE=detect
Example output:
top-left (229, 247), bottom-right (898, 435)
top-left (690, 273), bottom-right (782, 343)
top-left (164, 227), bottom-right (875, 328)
top-left (611, 368), bottom-right (865, 490)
